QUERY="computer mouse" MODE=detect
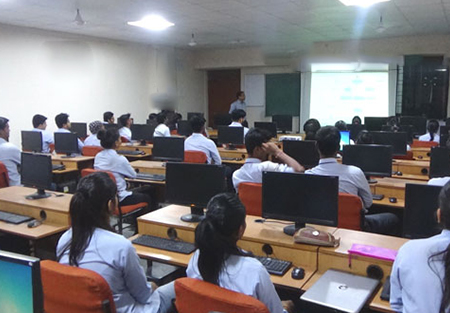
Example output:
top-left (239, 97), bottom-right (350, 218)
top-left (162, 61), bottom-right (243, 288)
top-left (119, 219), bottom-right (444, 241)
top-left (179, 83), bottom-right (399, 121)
top-left (291, 267), bottom-right (305, 280)
top-left (389, 197), bottom-right (397, 204)
top-left (27, 220), bottom-right (42, 228)
top-left (396, 171), bottom-right (403, 176)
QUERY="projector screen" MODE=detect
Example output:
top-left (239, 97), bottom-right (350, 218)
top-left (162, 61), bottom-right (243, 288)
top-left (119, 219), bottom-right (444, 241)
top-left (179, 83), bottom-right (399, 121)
top-left (310, 72), bottom-right (389, 126)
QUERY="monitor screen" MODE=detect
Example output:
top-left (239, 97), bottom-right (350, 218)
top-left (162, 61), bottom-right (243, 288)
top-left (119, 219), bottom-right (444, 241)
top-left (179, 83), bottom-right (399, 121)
top-left (214, 113), bottom-right (232, 127)
top-left (254, 122), bottom-right (277, 139)
top-left (130, 124), bottom-right (155, 142)
top-left (177, 120), bottom-right (193, 137)
top-left (70, 122), bottom-right (87, 138)
top-left (272, 115), bottom-right (292, 133)
top-left (347, 124), bottom-right (365, 141)
top-left (262, 172), bottom-right (338, 235)
top-left (370, 131), bottom-right (407, 156)
top-left (282, 140), bottom-right (319, 169)
top-left (54, 132), bottom-right (79, 155)
top-left (429, 147), bottom-right (450, 178)
top-left (187, 112), bottom-right (204, 120)
top-left (218, 126), bottom-right (244, 145)
top-left (342, 144), bottom-right (392, 178)
top-left (21, 152), bottom-right (52, 191)
top-left (400, 116), bottom-right (427, 135)
top-left (340, 131), bottom-right (350, 150)
top-left (152, 137), bottom-right (185, 162)
top-left (364, 117), bottom-right (388, 131)
top-left (21, 131), bottom-right (42, 153)
top-left (0, 251), bottom-right (43, 313)
top-left (440, 126), bottom-right (450, 147)
top-left (104, 123), bottom-right (118, 130)
top-left (404, 183), bottom-right (442, 239)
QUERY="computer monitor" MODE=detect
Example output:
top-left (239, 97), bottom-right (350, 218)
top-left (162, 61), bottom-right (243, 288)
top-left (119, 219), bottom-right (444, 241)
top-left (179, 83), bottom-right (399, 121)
top-left (165, 162), bottom-right (226, 222)
top-left (254, 122), bottom-right (277, 139)
top-left (21, 131), bottom-right (42, 153)
top-left (130, 124), bottom-right (155, 145)
top-left (262, 171), bottom-right (339, 236)
top-left (340, 131), bottom-right (350, 150)
top-left (187, 112), bottom-right (204, 120)
top-left (177, 120), bottom-right (193, 137)
top-left (342, 145), bottom-right (392, 182)
top-left (440, 126), bottom-right (450, 147)
top-left (214, 113), bottom-right (232, 127)
top-left (282, 140), bottom-right (319, 169)
top-left (429, 147), bottom-right (450, 178)
top-left (400, 116), bottom-right (427, 136)
top-left (218, 126), bottom-right (244, 150)
top-left (104, 123), bottom-right (118, 130)
top-left (370, 131), bottom-right (408, 156)
top-left (404, 183), bottom-right (442, 239)
top-left (70, 122), bottom-right (87, 138)
top-left (272, 115), bottom-right (292, 133)
top-left (146, 119), bottom-right (158, 126)
top-left (21, 152), bottom-right (52, 200)
top-left (54, 132), bottom-right (79, 156)
top-left (364, 117), bottom-right (388, 131)
top-left (347, 124), bottom-right (365, 142)
top-left (0, 250), bottom-right (43, 313)
top-left (152, 137), bottom-right (184, 162)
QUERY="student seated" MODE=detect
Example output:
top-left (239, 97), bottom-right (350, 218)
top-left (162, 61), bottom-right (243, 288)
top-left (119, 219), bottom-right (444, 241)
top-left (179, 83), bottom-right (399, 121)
top-left (335, 120), bottom-right (354, 145)
top-left (187, 193), bottom-right (293, 313)
top-left (118, 113), bottom-right (132, 141)
top-left (352, 115), bottom-right (362, 125)
top-left (303, 118), bottom-right (321, 140)
top-left (153, 113), bottom-right (171, 137)
top-left (54, 113), bottom-right (84, 152)
top-left (184, 115), bottom-right (221, 164)
top-left (232, 128), bottom-right (304, 192)
top-left (355, 130), bottom-right (374, 145)
top-left (32, 114), bottom-right (54, 153)
top-left (390, 181), bottom-right (450, 313)
top-left (0, 117), bottom-right (20, 186)
top-left (419, 119), bottom-right (440, 143)
top-left (229, 109), bottom-right (249, 137)
top-left (84, 120), bottom-right (104, 147)
top-left (57, 172), bottom-right (175, 313)
top-left (103, 111), bottom-right (114, 124)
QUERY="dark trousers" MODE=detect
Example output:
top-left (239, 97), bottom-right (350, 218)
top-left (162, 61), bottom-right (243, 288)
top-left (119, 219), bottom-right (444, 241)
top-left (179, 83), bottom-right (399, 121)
top-left (120, 185), bottom-right (157, 211)
top-left (364, 213), bottom-right (400, 236)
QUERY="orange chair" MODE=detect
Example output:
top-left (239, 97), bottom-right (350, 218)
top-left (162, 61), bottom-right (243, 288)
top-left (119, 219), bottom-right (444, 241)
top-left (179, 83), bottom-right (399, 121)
top-left (81, 169), bottom-right (148, 234)
top-left (184, 150), bottom-right (207, 164)
top-left (238, 182), bottom-right (262, 216)
top-left (41, 260), bottom-right (116, 313)
top-left (49, 143), bottom-right (55, 153)
top-left (0, 161), bottom-right (9, 188)
top-left (82, 146), bottom-right (104, 157)
top-left (120, 136), bottom-right (129, 143)
top-left (411, 140), bottom-right (439, 148)
top-left (171, 129), bottom-right (178, 135)
top-left (338, 193), bottom-right (364, 231)
top-left (175, 277), bottom-right (269, 313)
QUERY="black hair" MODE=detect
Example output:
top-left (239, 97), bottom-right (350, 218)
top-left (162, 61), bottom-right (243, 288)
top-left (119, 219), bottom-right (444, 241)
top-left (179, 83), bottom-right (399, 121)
top-left (97, 128), bottom-right (120, 149)
top-left (58, 172), bottom-right (116, 266)
top-left (0, 116), bottom-right (9, 131)
top-left (428, 119), bottom-right (440, 141)
top-left (118, 114), bottom-right (130, 127)
top-left (231, 109), bottom-right (246, 122)
top-left (32, 114), bottom-right (47, 128)
top-left (356, 130), bottom-right (374, 145)
top-left (156, 113), bottom-right (167, 124)
top-left (195, 193), bottom-right (247, 285)
top-left (352, 116), bottom-right (362, 125)
top-left (148, 113), bottom-right (158, 121)
top-left (236, 91), bottom-right (244, 98)
top-left (335, 120), bottom-right (347, 131)
top-left (55, 113), bottom-right (69, 128)
top-left (190, 115), bottom-right (206, 133)
top-left (303, 118), bottom-right (321, 141)
top-left (103, 111), bottom-right (114, 122)
top-left (244, 128), bottom-right (271, 155)
top-left (315, 126), bottom-right (341, 157)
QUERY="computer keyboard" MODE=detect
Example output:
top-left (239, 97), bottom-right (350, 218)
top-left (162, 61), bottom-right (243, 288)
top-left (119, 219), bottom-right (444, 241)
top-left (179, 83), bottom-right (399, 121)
top-left (255, 256), bottom-right (292, 276)
top-left (52, 164), bottom-right (66, 171)
top-left (372, 194), bottom-right (385, 201)
top-left (0, 210), bottom-right (34, 225)
top-left (135, 173), bottom-right (166, 181)
top-left (132, 235), bottom-right (196, 254)
top-left (117, 150), bottom-right (145, 156)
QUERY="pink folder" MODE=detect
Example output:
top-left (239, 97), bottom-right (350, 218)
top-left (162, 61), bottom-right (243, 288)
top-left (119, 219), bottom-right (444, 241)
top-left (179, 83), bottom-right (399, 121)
top-left (348, 244), bottom-right (398, 262)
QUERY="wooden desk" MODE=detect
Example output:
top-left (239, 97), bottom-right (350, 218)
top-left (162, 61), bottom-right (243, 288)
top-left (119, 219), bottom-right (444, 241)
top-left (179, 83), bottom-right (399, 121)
top-left (130, 160), bottom-right (166, 175)
top-left (51, 155), bottom-right (94, 170)
top-left (411, 147), bottom-right (431, 160)
top-left (218, 147), bottom-right (248, 160)
top-left (371, 177), bottom-right (427, 202)
top-left (392, 160), bottom-right (430, 179)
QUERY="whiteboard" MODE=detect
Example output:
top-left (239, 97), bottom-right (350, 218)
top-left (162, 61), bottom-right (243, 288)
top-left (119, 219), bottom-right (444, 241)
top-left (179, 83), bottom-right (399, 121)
top-left (244, 74), bottom-right (265, 107)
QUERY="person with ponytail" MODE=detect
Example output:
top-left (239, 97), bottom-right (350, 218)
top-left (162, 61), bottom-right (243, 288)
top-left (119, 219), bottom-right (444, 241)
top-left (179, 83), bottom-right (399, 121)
top-left (419, 119), bottom-right (440, 143)
top-left (57, 172), bottom-right (175, 313)
top-left (186, 193), bottom-right (293, 313)
top-left (390, 181), bottom-right (450, 313)
top-left (303, 118), bottom-right (321, 141)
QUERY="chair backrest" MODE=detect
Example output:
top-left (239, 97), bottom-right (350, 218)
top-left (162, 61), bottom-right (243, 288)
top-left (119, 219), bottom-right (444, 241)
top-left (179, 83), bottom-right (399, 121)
top-left (175, 278), bottom-right (270, 313)
top-left (120, 136), bottom-right (129, 143)
top-left (238, 182), bottom-right (262, 216)
top-left (338, 193), bottom-right (364, 231)
top-left (49, 143), bottom-right (55, 153)
top-left (40, 260), bottom-right (116, 313)
top-left (184, 150), bottom-right (208, 164)
top-left (81, 168), bottom-right (116, 183)
top-left (171, 129), bottom-right (178, 135)
top-left (0, 161), bottom-right (9, 188)
top-left (412, 140), bottom-right (439, 148)
top-left (82, 145), bottom-right (104, 156)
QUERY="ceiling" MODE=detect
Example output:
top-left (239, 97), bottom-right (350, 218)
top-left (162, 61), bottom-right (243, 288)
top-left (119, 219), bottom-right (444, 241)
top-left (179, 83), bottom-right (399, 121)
top-left (1, 0), bottom-right (450, 55)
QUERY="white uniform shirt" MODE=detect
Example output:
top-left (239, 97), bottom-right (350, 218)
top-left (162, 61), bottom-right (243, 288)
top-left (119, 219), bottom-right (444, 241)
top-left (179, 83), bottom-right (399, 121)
top-left (119, 127), bottom-right (132, 141)
top-left (428, 177), bottom-right (450, 186)
top-left (305, 158), bottom-right (372, 209)
top-left (0, 138), bottom-right (21, 186)
top-left (153, 124), bottom-right (171, 137)
top-left (84, 134), bottom-right (101, 147)
top-left (418, 133), bottom-right (440, 143)
top-left (94, 149), bottom-right (136, 201)
top-left (32, 128), bottom-right (54, 153)
top-left (187, 250), bottom-right (283, 313)
top-left (232, 158), bottom-right (294, 191)
top-left (55, 128), bottom-right (84, 152)
top-left (184, 133), bottom-right (221, 164)
top-left (229, 121), bottom-right (249, 138)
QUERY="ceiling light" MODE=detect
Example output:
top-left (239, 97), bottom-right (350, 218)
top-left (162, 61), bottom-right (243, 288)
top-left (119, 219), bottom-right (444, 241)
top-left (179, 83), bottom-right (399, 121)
top-left (188, 34), bottom-right (197, 47)
top-left (339, 0), bottom-right (390, 7)
top-left (73, 9), bottom-right (85, 26)
top-left (128, 15), bottom-right (174, 31)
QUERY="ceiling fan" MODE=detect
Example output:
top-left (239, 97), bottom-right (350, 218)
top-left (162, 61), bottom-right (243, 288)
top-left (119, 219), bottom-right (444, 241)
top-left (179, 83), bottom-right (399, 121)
top-left (73, 8), bottom-right (86, 26)
top-left (376, 14), bottom-right (386, 33)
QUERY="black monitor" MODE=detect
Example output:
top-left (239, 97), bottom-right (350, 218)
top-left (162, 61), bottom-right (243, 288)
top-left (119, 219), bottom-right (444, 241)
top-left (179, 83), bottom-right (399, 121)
top-left (177, 120), bottom-right (193, 137)
top-left (254, 122), bottom-right (277, 138)
top-left (283, 140), bottom-right (319, 169)
top-left (429, 147), bottom-right (450, 178)
top-left (130, 124), bottom-right (155, 145)
top-left (187, 112), bottom-right (204, 120)
top-left (21, 131), bottom-right (42, 153)
top-left (400, 116), bottom-right (427, 136)
top-left (342, 145), bottom-right (392, 182)
top-left (165, 162), bottom-right (226, 222)
top-left (146, 119), bottom-right (158, 126)
top-left (54, 132), bottom-right (79, 157)
top-left (152, 137), bottom-right (185, 162)
top-left (381, 125), bottom-right (414, 144)
top-left (0, 250), bottom-right (43, 313)
top-left (70, 122), bottom-right (87, 138)
top-left (214, 113), bottom-right (232, 127)
top-left (218, 126), bottom-right (244, 150)
top-left (364, 117), bottom-right (388, 131)
top-left (262, 171), bottom-right (338, 236)
top-left (104, 123), bottom-right (118, 130)
top-left (370, 131), bottom-right (408, 156)
top-left (347, 124), bottom-right (366, 141)
top-left (440, 126), bottom-right (450, 147)
top-left (21, 153), bottom-right (52, 200)
top-left (404, 183), bottom-right (442, 239)
top-left (272, 115), bottom-right (292, 133)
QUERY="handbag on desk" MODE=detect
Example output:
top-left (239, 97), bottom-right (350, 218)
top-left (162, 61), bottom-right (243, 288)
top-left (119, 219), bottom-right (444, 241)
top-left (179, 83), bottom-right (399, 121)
top-left (293, 227), bottom-right (340, 247)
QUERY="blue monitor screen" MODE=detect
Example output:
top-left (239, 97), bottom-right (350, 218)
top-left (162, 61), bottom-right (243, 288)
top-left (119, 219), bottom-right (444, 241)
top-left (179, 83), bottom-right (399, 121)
top-left (340, 131), bottom-right (350, 150)
top-left (0, 258), bottom-right (33, 313)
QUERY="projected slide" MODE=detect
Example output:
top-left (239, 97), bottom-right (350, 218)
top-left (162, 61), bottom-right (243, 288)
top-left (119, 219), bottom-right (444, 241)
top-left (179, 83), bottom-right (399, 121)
top-left (310, 72), bottom-right (389, 126)
top-left (0, 260), bottom-right (33, 313)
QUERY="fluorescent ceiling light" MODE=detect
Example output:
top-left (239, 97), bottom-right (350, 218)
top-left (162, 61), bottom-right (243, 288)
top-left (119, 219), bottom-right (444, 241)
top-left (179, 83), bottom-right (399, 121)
top-left (128, 15), bottom-right (174, 31)
top-left (339, 0), bottom-right (390, 7)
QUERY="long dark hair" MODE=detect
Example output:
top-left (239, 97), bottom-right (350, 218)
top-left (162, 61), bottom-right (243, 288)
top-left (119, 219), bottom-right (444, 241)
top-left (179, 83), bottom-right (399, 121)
top-left (195, 193), bottom-right (247, 285)
top-left (58, 172), bottom-right (117, 266)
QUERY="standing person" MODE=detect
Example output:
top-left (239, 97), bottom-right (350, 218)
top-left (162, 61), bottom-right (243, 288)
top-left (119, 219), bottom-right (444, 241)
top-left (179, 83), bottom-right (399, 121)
top-left (184, 115), bottom-right (221, 164)
top-left (103, 111), bottom-right (115, 124)
top-left (0, 117), bottom-right (21, 186)
top-left (54, 113), bottom-right (84, 152)
top-left (84, 120), bottom-right (104, 147)
top-left (153, 113), bottom-right (171, 137)
top-left (419, 119), bottom-right (440, 143)
top-left (32, 114), bottom-right (54, 153)
top-left (118, 113), bottom-right (132, 142)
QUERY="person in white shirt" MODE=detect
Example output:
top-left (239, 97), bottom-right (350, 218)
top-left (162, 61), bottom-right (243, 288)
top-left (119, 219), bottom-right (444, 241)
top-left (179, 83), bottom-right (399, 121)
top-left (32, 114), bottom-right (54, 153)
top-left (232, 128), bottom-right (304, 192)
top-left (54, 113), bottom-right (84, 152)
top-left (187, 193), bottom-right (293, 313)
top-left (118, 113), bottom-right (132, 142)
top-left (153, 113), bottom-right (171, 137)
top-left (103, 111), bottom-right (115, 124)
top-left (419, 119), bottom-right (440, 143)
top-left (84, 120), bottom-right (104, 147)
top-left (229, 109), bottom-right (249, 138)
top-left (184, 115), bottom-right (221, 164)
top-left (0, 117), bottom-right (21, 186)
